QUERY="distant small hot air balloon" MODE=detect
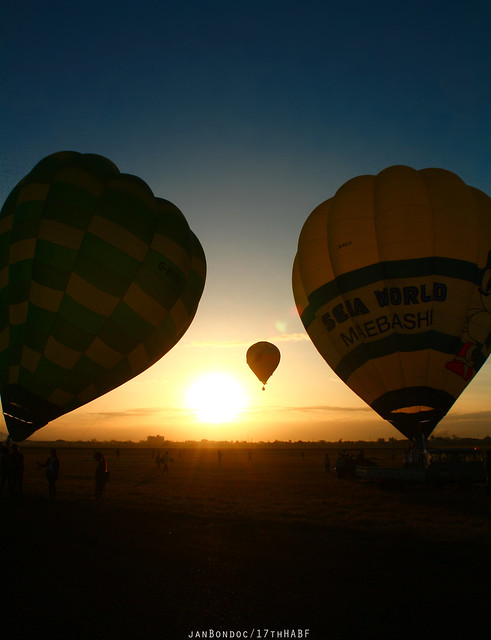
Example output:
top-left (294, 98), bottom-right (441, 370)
top-left (0, 151), bottom-right (206, 441)
top-left (293, 165), bottom-right (491, 446)
top-left (247, 342), bottom-right (281, 390)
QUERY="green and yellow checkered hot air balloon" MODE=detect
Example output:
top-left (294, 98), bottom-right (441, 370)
top-left (0, 151), bottom-right (206, 441)
top-left (293, 166), bottom-right (491, 445)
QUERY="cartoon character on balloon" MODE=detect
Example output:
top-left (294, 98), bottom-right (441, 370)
top-left (446, 250), bottom-right (491, 381)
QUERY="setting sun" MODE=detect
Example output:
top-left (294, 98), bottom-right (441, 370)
top-left (185, 373), bottom-right (248, 423)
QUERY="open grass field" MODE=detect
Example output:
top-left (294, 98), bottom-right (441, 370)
top-left (3, 445), bottom-right (491, 639)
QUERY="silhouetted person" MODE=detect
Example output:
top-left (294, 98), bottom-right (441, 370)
top-left (161, 450), bottom-right (169, 474)
top-left (486, 450), bottom-right (491, 515)
top-left (7, 444), bottom-right (24, 499)
top-left (94, 452), bottom-right (108, 500)
top-left (39, 448), bottom-right (60, 497)
top-left (324, 453), bottom-right (330, 472)
top-left (404, 447), bottom-right (413, 468)
top-left (0, 442), bottom-right (10, 497)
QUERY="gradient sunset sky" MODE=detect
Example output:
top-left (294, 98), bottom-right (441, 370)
top-left (1, 0), bottom-right (490, 442)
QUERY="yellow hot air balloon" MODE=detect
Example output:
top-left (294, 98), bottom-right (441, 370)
top-left (246, 341), bottom-right (281, 390)
top-left (0, 151), bottom-right (206, 441)
top-left (293, 165), bottom-right (491, 445)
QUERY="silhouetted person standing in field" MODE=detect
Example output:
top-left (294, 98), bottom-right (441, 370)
top-left (155, 450), bottom-right (169, 472)
top-left (324, 453), bottom-right (330, 472)
top-left (0, 441), bottom-right (9, 497)
top-left (161, 450), bottom-right (169, 474)
top-left (486, 450), bottom-right (491, 515)
top-left (94, 452), bottom-right (108, 500)
top-left (38, 448), bottom-right (60, 497)
top-left (7, 444), bottom-right (24, 499)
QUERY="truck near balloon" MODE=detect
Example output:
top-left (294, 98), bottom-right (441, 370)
top-left (351, 447), bottom-right (487, 489)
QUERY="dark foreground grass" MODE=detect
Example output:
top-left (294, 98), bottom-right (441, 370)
top-left (2, 447), bottom-right (491, 639)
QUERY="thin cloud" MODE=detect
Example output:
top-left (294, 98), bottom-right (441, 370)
top-left (186, 339), bottom-right (251, 348)
top-left (444, 410), bottom-right (491, 422)
top-left (245, 404), bottom-right (371, 415)
top-left (88, 407), bottom-right (171, 418)
top-left (288, 405), bottom-right (371, 413)
top-left (272, 333), bottom-right (310, 343)
top-left (187, 333), bottom-right (309, 348)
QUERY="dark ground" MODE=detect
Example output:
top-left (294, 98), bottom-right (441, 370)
top-left (3, 446), bottom-right (491, 639)
top-left (3, 493), bottom-right (491, 640)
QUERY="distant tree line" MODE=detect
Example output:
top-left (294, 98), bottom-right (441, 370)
top-left (7, 434), bottom-right (491, 451)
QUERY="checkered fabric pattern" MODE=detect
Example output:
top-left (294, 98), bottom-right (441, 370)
top-left (0, 151), bottom-right (206, 440)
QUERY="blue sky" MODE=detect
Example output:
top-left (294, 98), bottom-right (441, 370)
top-left (1, 0), bottom-right (491, 441)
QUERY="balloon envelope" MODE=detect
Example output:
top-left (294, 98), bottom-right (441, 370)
top-left (0, 151), bottom-right (206, 441)
top-left (293, 165), bottom-right (491, 441)
top-left (246, 342), bottom-right (281, 388)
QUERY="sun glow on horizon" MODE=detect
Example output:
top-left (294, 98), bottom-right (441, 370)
top-left (185, 372), bottom-right (248, 423)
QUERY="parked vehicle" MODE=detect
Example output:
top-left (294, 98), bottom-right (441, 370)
top-left (353, 447), bottom-right (487, 489)
top-left (335, 450), bottom-right (377, 478)
top-left (426, 448), bottom-right (487, 488)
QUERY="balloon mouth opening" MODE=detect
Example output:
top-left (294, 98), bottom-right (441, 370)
top-left (387, 405), bottom-right (442, 427)
top-left (1, 384), bottom-right (58, 441)
top-left (371, 387), bottom-right (455, 442)
top-left (2, 402), bottom-right (41, 442)
top-left (390, 405), bottom-right (435, 416)
top-left (385, 405), bottom-right (446, 442)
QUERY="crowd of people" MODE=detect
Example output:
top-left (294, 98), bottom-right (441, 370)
top-left (1, 442), bottom-right (181, 502)
top-left (3, 442), bottom-right (491, 515)
top-left (0, 438), bottom-right (110, 501)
